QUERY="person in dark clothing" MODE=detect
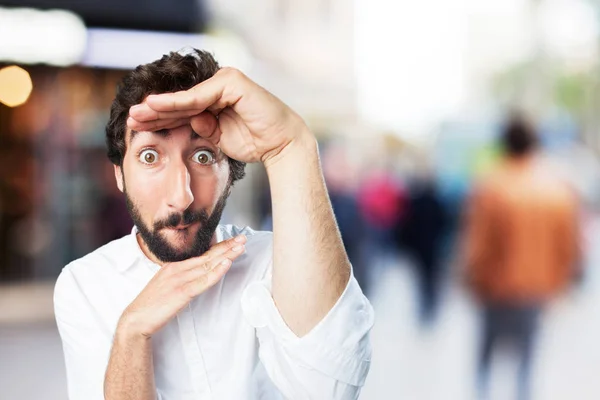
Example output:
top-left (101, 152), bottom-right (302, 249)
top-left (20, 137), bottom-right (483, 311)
top-left (396, 178), bottom-right (447, 327)
top-left (330, 191), bottom-right (368, 296)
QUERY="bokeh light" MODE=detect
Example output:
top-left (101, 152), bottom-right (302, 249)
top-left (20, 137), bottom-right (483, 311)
top-left (0, 65), bottom-right (33, 107)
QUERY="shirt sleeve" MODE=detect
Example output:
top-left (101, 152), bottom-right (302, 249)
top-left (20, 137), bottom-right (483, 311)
top-left (241, 267), bottom-right (374, 400)
top-left (54, 266), bottom-right (113, 400)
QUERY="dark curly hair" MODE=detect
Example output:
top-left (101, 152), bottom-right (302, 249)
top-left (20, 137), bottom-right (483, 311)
top-left (105, 48), bottom-right (246, 185)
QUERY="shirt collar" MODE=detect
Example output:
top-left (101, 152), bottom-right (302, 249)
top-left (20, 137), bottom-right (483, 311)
top-left (114, 226), bottom-right (147, 273)
top-left (115, 224), bottom-right (225, 273)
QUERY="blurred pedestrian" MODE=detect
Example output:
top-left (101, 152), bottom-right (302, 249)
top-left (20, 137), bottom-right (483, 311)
top-left (322, 141), bottom-right (368, 295)
top-left (396, 177), bottom-right (447, 327)
top-left (463, 113), bottom-right (580, 400)
top-left (357, 167), bottom-right (406, 289)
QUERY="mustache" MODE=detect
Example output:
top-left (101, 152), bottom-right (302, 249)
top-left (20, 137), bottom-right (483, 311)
top-left (154, 208), bottom-right (208, 230)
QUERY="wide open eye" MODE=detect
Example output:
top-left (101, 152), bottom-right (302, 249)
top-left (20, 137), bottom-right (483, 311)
top-left (139, 149), bottom-right (159, 165)
top-left (192, 149), bottom-right (216, 165)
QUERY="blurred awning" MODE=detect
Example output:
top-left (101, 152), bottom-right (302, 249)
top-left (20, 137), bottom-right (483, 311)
top-left (0, 0), bottom-right (207, 32)
top-left (83, 29), bottom-right (253, 71)
top-left (0, 5), bottom-right (252, 68)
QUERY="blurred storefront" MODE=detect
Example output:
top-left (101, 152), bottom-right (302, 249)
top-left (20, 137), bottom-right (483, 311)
top-left (0, 0), bottom-right (362, 282)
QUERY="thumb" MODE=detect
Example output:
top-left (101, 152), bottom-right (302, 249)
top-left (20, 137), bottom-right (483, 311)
top-left (191, 112), bottom-right (220, 145)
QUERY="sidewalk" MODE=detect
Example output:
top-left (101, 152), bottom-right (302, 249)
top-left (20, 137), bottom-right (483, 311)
top-left (2, 231), bottom-right (600, 399)
top-left (0, 280), bottom-right (56, 324)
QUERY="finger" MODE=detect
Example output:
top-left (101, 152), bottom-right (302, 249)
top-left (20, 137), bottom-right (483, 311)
top-left (127, 117), bottom-right (190, 132)
top-left (181, 255), bottom-right (233, 297)
top-left (162, 118), bottom-right (194, 130)
top-left (129, 106), bottom-right (203, 122)
top-left (203, 243), bottom-right (246, 271)
top-left (196, 241), bottom-right (246, 274)
top-left (191, 113), bottom-right (221, 143)
top-left (203, 259), bottom-right (233, 288)
top-left (181, 243), bottom-right (245, 282)
top-left (144, 68), bottom-right (245, 114)
top-left (204, 235), bottom-right (246, 262)
top-left (207, 103), bottom-right (225, 116)
top-left (177, 234), bottom-right (246, 271)
top-left (190, 112), bottom-right (219, 140)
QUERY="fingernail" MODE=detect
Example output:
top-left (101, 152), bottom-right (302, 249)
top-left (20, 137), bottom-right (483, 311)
top-left (234, 235), bottom-right (246, 243)
top-left (232, 245), bottom-right (244, 252)
top-left (221, 259), bottom-right (232, 266)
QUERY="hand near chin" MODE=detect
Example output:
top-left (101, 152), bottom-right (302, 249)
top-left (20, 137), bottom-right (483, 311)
top-left (126, 68), bottom-right (311, 167)
top-left (118, 235), bottom-right (246, 339)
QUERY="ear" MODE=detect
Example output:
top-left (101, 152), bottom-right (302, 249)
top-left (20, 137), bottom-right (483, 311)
top-left (114, 165), bottom-right (124, 193)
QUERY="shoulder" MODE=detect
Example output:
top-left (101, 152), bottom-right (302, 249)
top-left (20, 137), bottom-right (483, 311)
top-left (66, 234), bottom-right (133, 274)
top-left (55, 234), bottom-right (134, 299)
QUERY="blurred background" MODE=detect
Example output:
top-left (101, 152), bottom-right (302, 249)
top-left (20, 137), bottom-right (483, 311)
top-left (2, 0), bottom-right (600, 399)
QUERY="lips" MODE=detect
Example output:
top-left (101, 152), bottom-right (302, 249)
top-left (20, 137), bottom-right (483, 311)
top-left (171, 225), bottom-right (191, 230)
top-left (167, 221), bottom-right (200, 231)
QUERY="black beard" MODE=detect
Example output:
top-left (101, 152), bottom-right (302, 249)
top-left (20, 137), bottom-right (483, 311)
top-left (124, 187), bottom-right (230, 263)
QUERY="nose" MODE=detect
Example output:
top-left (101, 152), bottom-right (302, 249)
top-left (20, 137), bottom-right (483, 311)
top-left (166, 159), bottom-right (194, 212)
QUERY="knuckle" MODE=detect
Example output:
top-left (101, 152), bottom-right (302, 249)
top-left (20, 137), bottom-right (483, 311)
top-left (221, 67), bottom-right (244, 81)
top-left (181, 286), bottom-right (195, 300)
top-left (181, 281), bottom-right (197, 299)
top-left (163, 264), bottom-right (181, 277)
top-left (157, 266), bottom-right (173, 279)
top-left (202, 261), bottom-right (212, 272)
top-left (203, 272), bottom-right (216, 288)
top-left (197, 274), bottom-right (208, 289)
top-left (181, 273), bottom-right (208, 298)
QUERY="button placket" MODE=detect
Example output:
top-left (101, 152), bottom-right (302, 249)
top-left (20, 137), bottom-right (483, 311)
top-left (177, 303), bottom-right (212, 398)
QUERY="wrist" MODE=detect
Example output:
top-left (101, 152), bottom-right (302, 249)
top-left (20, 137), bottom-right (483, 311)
top-left (117, 313), bottom-right (152, 342)
top-left (263, 125), bottom-right (316, 172)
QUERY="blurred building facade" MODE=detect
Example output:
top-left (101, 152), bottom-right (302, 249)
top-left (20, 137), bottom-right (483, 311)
top-left (3, 1), bottom-right (600, 399)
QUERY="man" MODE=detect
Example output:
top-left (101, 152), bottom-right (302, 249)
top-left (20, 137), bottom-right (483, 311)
top-left (463, 114), bottom-right (580, 400)
top-left (54, 49), bottom-right (374, 400)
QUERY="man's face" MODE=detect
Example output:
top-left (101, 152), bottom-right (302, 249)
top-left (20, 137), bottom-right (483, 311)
top-left (115, 113), bottom-right (231, 263)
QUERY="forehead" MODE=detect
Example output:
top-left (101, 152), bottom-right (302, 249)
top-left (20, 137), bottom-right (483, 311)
top-left (128, 126), bottom-right (195, 143)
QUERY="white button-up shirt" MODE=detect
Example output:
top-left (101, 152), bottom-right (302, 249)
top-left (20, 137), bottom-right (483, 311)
top-left (54, 225), bottom-right (374, 400)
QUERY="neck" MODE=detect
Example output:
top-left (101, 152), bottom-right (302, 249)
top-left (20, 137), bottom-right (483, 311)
top-left (507, 152), bottom-right (534, 165)
top-left (135, 233), bottom-right (164, 266)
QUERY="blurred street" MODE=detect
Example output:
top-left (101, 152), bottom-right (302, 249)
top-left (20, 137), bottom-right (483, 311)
top-left (3, 214), bottom-right (600, 400)
top-left (3, 0), bottom-right (600, 398)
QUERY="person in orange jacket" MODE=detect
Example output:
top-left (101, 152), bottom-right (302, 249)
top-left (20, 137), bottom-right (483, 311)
top-left (463, 113), bottom-right (581, 400)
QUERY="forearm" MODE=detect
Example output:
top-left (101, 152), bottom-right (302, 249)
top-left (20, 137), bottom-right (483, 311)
top-left (266, 128), bottom-right (351, 337)
top-left (104, 319), bottom-right (156, 400)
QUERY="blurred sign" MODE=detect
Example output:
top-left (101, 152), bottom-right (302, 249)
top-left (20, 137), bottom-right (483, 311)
top-left (83, 28), bottom-right (253, 71)
top-left (0, 7), bottom-right (87, 66)
top-left (0, 0), bottom-right (206, 32)
top-left (0, 6), bottom-right (251, 69)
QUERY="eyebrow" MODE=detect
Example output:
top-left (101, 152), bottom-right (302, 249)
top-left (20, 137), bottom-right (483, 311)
top-left (129, 129), bottom-right (202, 145)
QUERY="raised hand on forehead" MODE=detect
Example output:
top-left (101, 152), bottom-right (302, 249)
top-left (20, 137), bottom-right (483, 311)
top-left (127, 67), bottom-right (308, 165)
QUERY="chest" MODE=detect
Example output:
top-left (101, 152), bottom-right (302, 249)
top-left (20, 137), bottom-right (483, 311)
top-left (151, 295), bottom-right (278, 399)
